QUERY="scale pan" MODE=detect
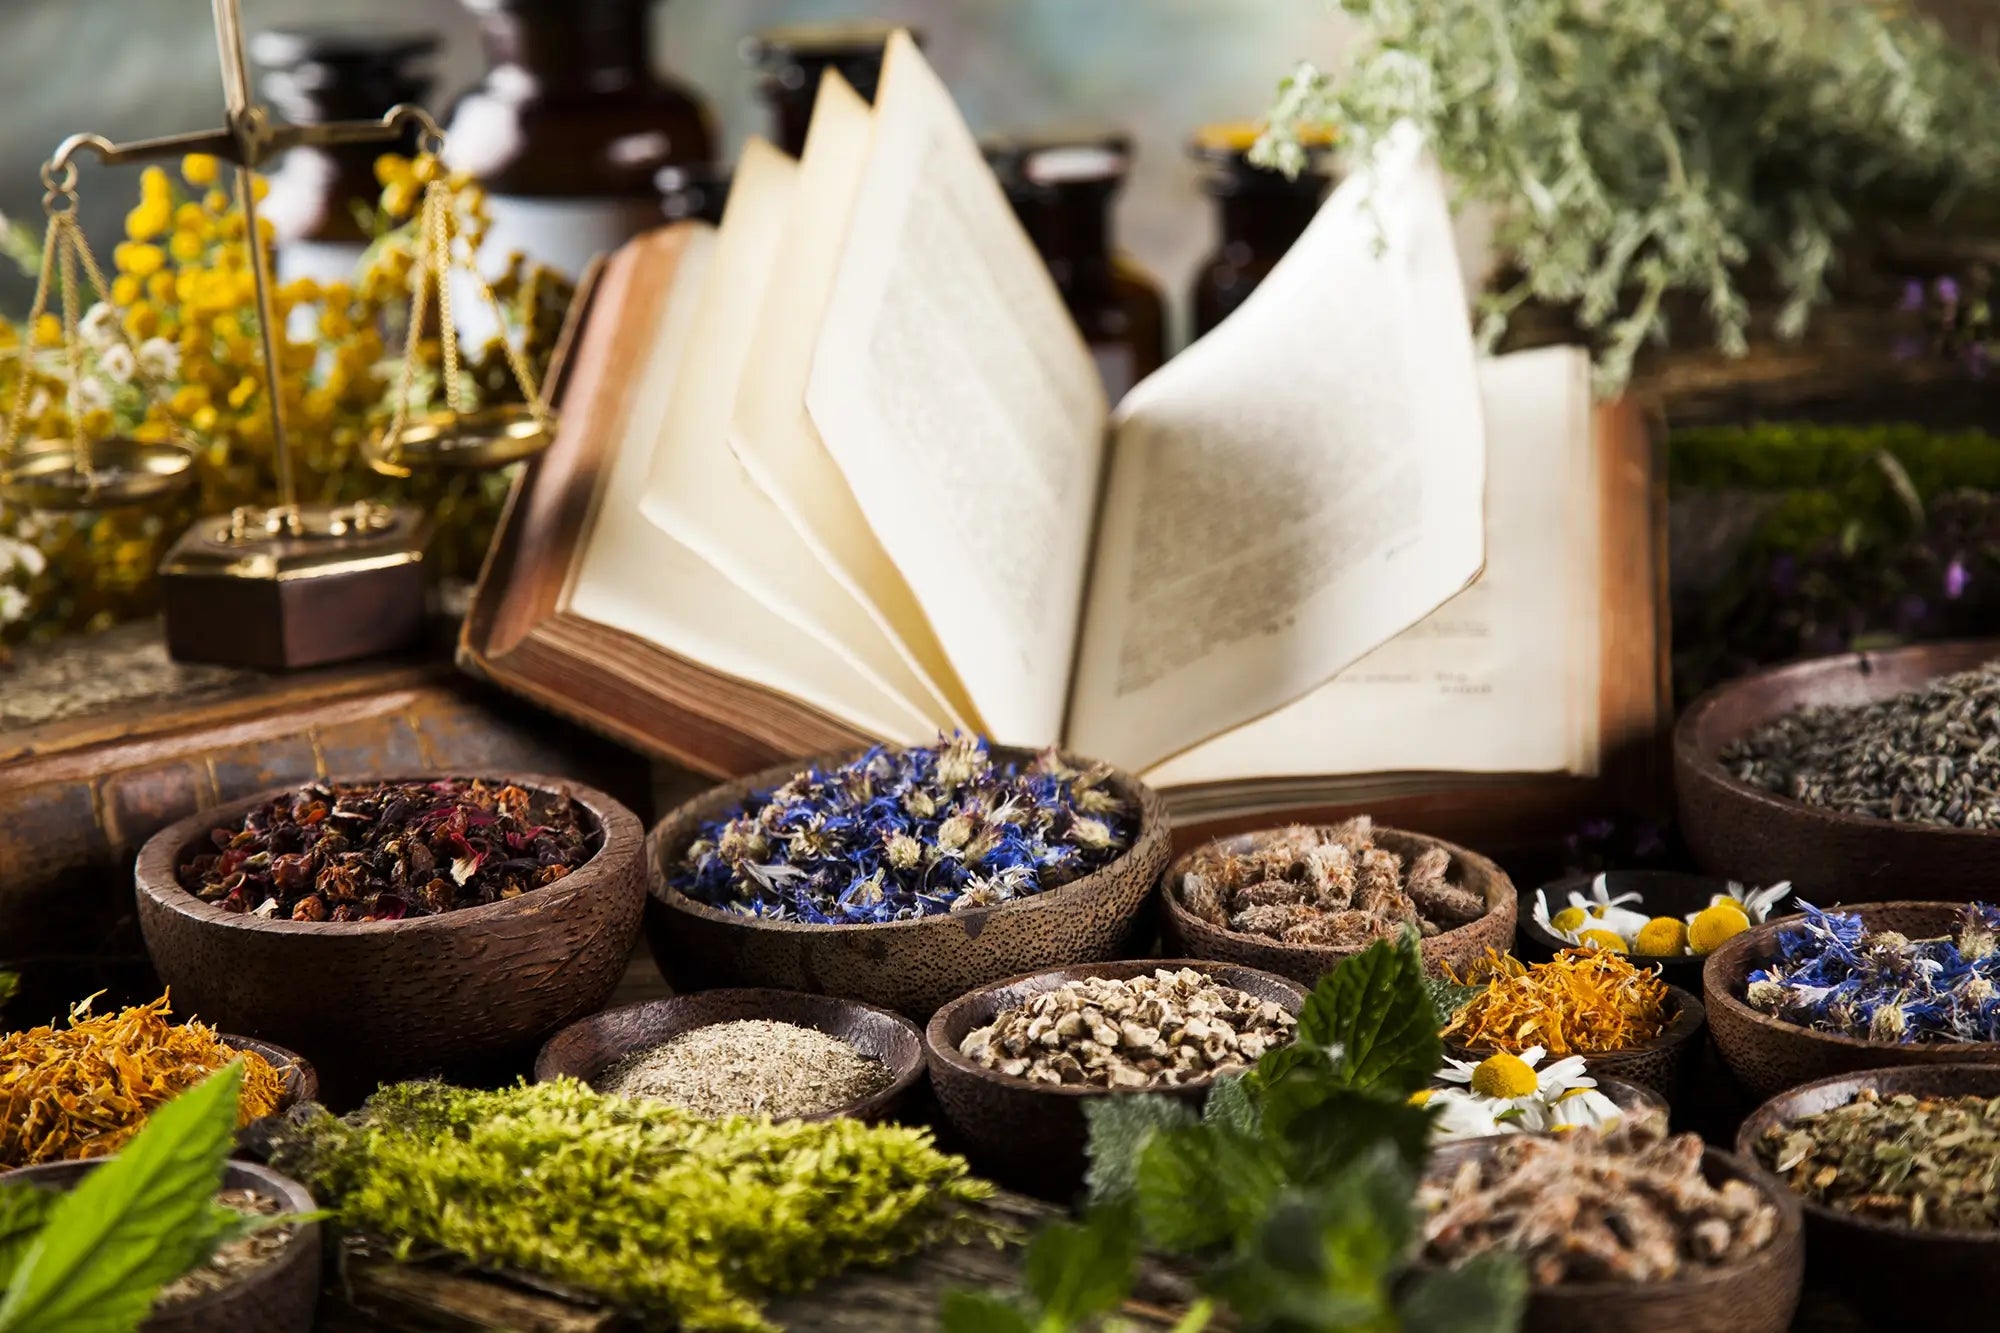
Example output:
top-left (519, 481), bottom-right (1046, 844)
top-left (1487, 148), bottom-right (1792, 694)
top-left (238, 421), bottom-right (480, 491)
top-left (0, 436), bottom-right (196, 510)
top-left (369, 403), bottom-right (554, 477)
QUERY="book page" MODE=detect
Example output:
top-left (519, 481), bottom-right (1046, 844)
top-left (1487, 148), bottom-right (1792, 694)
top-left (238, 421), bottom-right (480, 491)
top-left (804, 31), bottom-right (1109, 746)
top-left (562, 227), bottom-right (934, 745)
top-left (1145, 346), bottom-right (1597, 788)
top-left (1066, 124), bottom-right (1485, 772)
top-left (634, 137), bottom-right (961, 731)
top-left (727, 70), bottom-right (983, 731)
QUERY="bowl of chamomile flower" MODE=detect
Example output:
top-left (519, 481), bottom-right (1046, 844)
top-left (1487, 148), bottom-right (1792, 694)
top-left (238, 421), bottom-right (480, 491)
top-left (1521, 870), bottom-right (1793, 988)
top-left (1417, 1047), bottom-right (1667, 1143)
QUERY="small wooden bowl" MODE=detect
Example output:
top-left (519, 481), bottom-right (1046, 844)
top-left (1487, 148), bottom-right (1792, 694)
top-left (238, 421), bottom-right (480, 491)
top-left (135, 772), bottom-right (646, 1103)
top-left (1704, 901), bottom-right (2000, 1103)
top-left (1158, 826), bottom-right (1517, 985)
top-left (533, 988), bottom-right (925, 1122)
top-left (220, 1035), bottom-right (317, 1135)
top-left (1443, 984), bottom-right (1706, 1103)
top-left (0, 1158), bottom-right (320, 1332)
top-left (1420, 1138), bottom-right (1803, 1333)
top-left (1676, 639), bottom-right (2000, 903)
top-left (1736, 1064), bottom-right (2000, 1331)
top-left (924, 958), bottom-right (1306, 1197)
top-left (1519, 870), bottom-right (1786, 990)
top-left (645, 746), bottom-right (1171, 1020)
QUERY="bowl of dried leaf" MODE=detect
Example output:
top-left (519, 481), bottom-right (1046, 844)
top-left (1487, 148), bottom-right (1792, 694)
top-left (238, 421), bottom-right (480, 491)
top-left (1738, 1063), bottom-right (2000, 1332)
top-left (1160, 819), bottom-right (1516, 988)
top-left (924, 958), bottom-right (1305, 1196)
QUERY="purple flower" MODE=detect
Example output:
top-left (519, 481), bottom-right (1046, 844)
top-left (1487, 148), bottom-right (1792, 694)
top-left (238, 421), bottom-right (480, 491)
top-left (1946, 558), bottom-right (1971, 600)
top-left (1900, 279), bottom-right (1927, 312)
top-left (1937, 276), bottom-right (1962, 306)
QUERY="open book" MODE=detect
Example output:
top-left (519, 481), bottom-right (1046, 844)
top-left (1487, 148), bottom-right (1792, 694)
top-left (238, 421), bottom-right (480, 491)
top-left (461, 31), bottom-right (1665, 818)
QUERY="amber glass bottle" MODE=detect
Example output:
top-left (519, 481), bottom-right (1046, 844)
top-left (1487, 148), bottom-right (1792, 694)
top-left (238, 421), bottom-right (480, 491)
top-left (1189, 122), bottom-right (1335, 338)
top-left (446, 0), bottom-right (716, 280)
top-left (742, 22), bottom-right (911, 156)
top-left (253, 26), bottom-right (438, 284)
top-left (987, 131), bottom-right (1166, 401)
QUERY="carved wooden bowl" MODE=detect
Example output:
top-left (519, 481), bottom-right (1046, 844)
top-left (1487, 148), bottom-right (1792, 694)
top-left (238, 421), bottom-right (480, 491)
top-left (1518, 870), bottom-right (1785, 990)
top-left (1675, 639), bottom-right (2000, 903)
top-left (0, 1158), bottom-right (321, 1333)
top-left (1704, 901), bottom-right (2000, 1103)
top-left (220, 1035), bottom-right (317, 1140)
top-left (1157, 826), bottom-right (1517, 985)
top-left (1737, 1063), bottom-right (2000, 1332)
top-left (645, 747), bottom-right (1172, 1020)
top-left (924, 958), bottom-right (1306, 1198)
top-left (1419, 1138), bottom-right (1803, 1333)
top-left (1443, 984), bottom-right (1707, 1104)
top-left (134, 773), bottom-right (646, 1104)
top-left (533, 988), bottom-right (926, 1122)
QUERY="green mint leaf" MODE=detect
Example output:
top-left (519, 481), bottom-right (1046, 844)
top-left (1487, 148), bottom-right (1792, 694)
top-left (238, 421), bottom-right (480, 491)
top-left (1134, 1124), bottom-right (1285, 1254)
top-left (1083, 1094), bottom-right (1197, 1208)
top-left (0, 1185), bottom-right (57, 1290)
top-left (1303, 933), bottom-right (1442, 1097)
top-left (1398, 1252), bottom-right (1530, 1333)
top-left (0, 1061), bottom-right (243, 1333)
top-left (1275, 1087), bottom-right (1435, 1191)
top-left (938, 1288), bottom-right (1035, 1333)
top-left (1020, 1205), bottom-right (1139, 1326)
top-left (1200, 1074), bottom-right (1259, 1136)
top-left (1424, 978), bottom-right (1481, 1026)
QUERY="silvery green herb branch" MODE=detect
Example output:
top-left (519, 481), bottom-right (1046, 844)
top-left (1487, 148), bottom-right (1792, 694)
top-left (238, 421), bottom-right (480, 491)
top-left (942, 934), bottom-right (1528, 1333)
top-left (1257, 0), bottom-right (2000, 392)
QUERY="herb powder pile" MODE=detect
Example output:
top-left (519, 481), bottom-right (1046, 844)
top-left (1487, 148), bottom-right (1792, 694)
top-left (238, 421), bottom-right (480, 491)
top-left (1759, 1087), bottom-right (2000, 1231)
top-left (1442, 949), bottom-right (1670, 1057)
top-left (594, 1020), bottom-right (895, 1118)
top-left (267, 1078), bottom-right (994, 1333)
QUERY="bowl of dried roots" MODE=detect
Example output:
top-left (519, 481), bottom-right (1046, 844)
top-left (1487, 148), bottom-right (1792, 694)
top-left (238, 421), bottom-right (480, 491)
top-left (1160, 819), bottom-right (1517, 986)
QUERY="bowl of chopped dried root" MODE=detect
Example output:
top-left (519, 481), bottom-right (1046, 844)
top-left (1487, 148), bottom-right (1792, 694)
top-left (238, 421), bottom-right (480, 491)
top-left (1159, 819), bottom-right (1517, 987)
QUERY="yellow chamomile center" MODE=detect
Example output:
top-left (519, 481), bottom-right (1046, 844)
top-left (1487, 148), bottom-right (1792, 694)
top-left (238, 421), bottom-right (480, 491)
top-left (1469, 1052), bottom-right (1540, 1100)
top-left (1634, 917), bottom-right (1688, 956)
top-left (1549, 905), bottom-right (1589, 933)
top-left (1408, 1088), bottom-right (1436, 1106)
top-left (1577, 928), bottom-right (1629, 953)
top-left (1688, 904), bottom-right (1751, 955)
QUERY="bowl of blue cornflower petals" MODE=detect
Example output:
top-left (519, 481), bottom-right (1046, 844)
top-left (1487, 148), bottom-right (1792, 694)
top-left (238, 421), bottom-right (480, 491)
top-left (645, 735), bottom-right (1171, 1019)
top-left (1705, 900), bottom-right (2000, 1102)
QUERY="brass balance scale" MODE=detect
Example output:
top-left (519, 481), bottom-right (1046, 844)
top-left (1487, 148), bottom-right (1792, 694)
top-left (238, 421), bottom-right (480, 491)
top-left (0, 0), bottom-right (557, 669)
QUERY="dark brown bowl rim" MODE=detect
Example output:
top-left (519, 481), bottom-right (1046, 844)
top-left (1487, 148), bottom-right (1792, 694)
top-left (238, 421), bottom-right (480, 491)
top-left (1675, 639), bottom-right (2000, 843)
top-left (1703, 901), bottom-right (2000, 1057)
top-left (645, 745), bottom-right (1168, 938)
top-left (923, 957), bottom-right (1308, 1100)
top-left (1519, 871), bottom-right (1777, 963)
top-left (134, 771), bottom-right (643, 936)
top-left (531, 987), bottom-right (927, 1121)
top-left (1158, 825), bottom-right (1515, 961)
top-left (1444, 982), bottom-right (1708, 1062)
top-left (1735, 1061), bottom-right (2000, 1245)
top-left (0, 1157), bottom-right (319, 1316)
top-left (220, 1033), bottom-right (319, 1109)
top-left (1419, 1141), bottom-right (1802, 1298)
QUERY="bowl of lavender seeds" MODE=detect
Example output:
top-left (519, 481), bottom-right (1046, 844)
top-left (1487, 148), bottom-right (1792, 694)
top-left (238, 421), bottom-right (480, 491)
top-left (646, 737), bottom-right (1170, 1020)
top-left (135, 773), bottom-right (645, 1101)
top-left (1676, 639), bottom-right (2000, 902)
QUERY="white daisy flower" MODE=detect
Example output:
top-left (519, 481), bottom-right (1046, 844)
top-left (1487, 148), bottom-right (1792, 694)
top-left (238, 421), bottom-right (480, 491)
top-left (1695, 880), bottom-right (1792, 925)
top-left (74, 376), bottom-right (110, 412)
top-left (98, 342), bottom-right (136, 385)
top-left (1422, 1087), bottom-right (1503, 1141)
top-left (136, 337), bottom-right (180, 380)
top-left (1534, 875), bottom-right (1650, 946)
top-left (78, 302), bottom-right (119, 349)
top-left (0, 585), bottom-right (28, 625)
top-left (1544, 1084), bottom-right (1626, 1132)
top-left (1429, 1048), bottom-right (1624, 1139)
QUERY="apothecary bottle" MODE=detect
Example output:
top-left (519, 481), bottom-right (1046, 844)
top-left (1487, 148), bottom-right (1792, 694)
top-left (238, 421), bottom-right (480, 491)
top-left (987, 130), bottom-right (1166, 401)
top-left (445, 0), bottom-right (716, 281)
top-left (743, 22), bottom-right (911, 156)
top-left (1189, 122), bottom-right (1334, 338)
top-left (252, 26), bottom-right (439, 284)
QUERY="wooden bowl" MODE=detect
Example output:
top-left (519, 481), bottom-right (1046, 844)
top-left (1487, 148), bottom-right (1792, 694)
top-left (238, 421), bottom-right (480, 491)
top-left (645, 746), bottom-right (1171, 1020)
top-left (1518, 870), bottom-right (1786, 990)
top-left (924, 958), bottom-right (1306, 1197)
top-left (0, 1157), bottom-right (320, 1332)
top-left (1704, 900), bottom-right (2000, 1103)
top-left (220, 1035), bottom-right (317, 1137)
top-left (1736, 1064), bottom-right (2000, 1331)
top-left (134, 772), bottom-right (645, 1104)
top-left (1420, 1138), bottom-right (1803, 1333)
top-left (1158, 826), bottom-right (1517, 985)
top-left (533, 988), bottom-right (925, 1122)
top-left (1444, 984), bottom-right (1707, 1103)
top-left (1675, 638), bottom-right (2000, 903)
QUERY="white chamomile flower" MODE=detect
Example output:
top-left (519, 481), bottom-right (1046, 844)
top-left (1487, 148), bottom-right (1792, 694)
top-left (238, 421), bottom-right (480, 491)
top-left (74, 376), bottom-right (110, 412)
top-left (1416, 1086), bottom-right (1502, 1142)
top-left (1716, 880), bottom-right (1791, 924)
top-left (98, 342), bottom-right (136, 385)
top-left (136, 336), bottom-right (180, 381)
top-left (1430, 1048), bottom-right (1625, 1138)
top-left (0, 585), bottom-right (28, 626)
top-left (78, 301), bottom-right (119, 349)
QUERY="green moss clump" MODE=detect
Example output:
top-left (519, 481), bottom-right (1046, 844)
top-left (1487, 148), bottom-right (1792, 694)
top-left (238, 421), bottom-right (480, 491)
top-left (1669, 422), bottom-right (2000, 495)
top-left (268, 1079), bottom-right (997, 1333)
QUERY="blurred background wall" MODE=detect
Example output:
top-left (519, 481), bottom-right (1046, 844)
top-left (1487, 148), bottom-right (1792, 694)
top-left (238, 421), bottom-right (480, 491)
top-left (0, 0), bottom-right (1353, 337)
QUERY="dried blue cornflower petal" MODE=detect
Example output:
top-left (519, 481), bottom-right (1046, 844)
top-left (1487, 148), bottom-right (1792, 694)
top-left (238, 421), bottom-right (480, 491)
top-left (1746, 902), bottom-right (2000, 1043)
top-left (672, 735), bottom-right (1136, 925)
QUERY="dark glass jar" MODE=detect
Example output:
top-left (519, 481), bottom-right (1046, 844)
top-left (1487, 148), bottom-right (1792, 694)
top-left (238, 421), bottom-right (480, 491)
top-left (1189, 122), bottom-right (1335, 338)
top-left (445, 0), bottom-right (716, 280)
top-left (656, 163), bottom-right (730, 226)
top-left (986, 130), bottom-right (1166, 401)
top-left (252, 26), bottom-right (439, 284)
top-left (742, 22), bottom-right (912, 156)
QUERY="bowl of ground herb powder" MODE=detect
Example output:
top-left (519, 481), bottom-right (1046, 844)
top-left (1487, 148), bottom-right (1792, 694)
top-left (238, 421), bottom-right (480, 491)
top-left (646, 737), bottom-right (1171, 1019)
top-left (1676, 639), bottom-right (2000, 904)
top-left (1738, 1064), bottom-right (2000, 1331)
top-left (533, 989), bottom-right (925, 1122)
